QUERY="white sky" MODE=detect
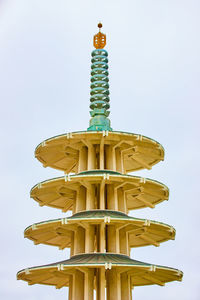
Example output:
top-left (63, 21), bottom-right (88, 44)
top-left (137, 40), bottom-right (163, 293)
top-left (0, 0), bottom-right (199, 299)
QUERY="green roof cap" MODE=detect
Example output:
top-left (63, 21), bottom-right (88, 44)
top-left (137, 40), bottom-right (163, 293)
top-left (69, 210), bottom-right (131, 220)
top-left (18, 253), bottom-right (182, 272)
top-left (78, 170), bottom-right (121, 176)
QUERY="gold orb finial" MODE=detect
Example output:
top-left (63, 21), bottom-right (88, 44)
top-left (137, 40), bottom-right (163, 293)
top-left (93, 23), bottom-right (106, 49)
top-left (98, 22), bottom-right (102, 30)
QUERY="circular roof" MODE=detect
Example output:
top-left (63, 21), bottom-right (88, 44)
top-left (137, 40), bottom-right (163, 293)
top-left (31, 171), bottom-right (169, 212)
top-left (24, 210), bottom-right (175, 249)
top-left (17, 253), bottom-right (183, 288)
top-left (35, 131), bottom-right (164, 173)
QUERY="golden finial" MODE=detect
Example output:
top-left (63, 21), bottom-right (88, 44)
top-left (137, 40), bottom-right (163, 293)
top-left (93, 23), bottom-right (106, 49)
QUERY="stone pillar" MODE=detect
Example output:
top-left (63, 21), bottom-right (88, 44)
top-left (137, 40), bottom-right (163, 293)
top-left (74, 226), bottom-right (85, 254)
top-left (96, 268), bottom-right (105, 300)
top-left (68, 275), bottom-right (73, 300)
top-left (107, 184), bottom-right (117, 210)
top-left (116, 148), bottom-right (122, 173)
top-left (118, 188), bottom-right (127, 213)
top-left (70, 231), bottom-right (74, 256)
top-left (76, 186), bottom-right (86, 212)
top-left (100, 181), bottom-right (105, 209)
top-left (88, 145), bottom-right (96, 170)
top-left (84, 269), bottom-right (94, 300)
top-left (99, 139), bottom-right (104, 169)
top-left (107, 225), bottom-right (116, 253)
top-left (78, 146), bottom-right (88, 172)
top-left (85, 225), bottom-right (95, 253)
top-left (107, 268), bottom-right (121, 300)
top-left (105, 145), bottom-right (113, 170)
top-left (121, 273), bottom-right (131, 300)
top-left (86, 185), bottom-right (95, 210)
top-left (119, 228), bottom-right (129, 255)
top-left (73, 270), bottom-right (84, 300)
top-left (99, 223), bottom-right (105, 252)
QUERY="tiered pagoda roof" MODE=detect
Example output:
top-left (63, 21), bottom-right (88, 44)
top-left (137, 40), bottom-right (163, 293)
top-left (17, 23), bottom-right (183, 300)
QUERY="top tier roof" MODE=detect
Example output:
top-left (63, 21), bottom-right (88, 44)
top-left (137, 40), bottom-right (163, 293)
top-left (35, 131), bottom-right (164, 173)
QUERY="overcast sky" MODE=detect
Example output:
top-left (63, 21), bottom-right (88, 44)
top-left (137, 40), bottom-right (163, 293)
top-left (0, 0), bottom-right (199, 299)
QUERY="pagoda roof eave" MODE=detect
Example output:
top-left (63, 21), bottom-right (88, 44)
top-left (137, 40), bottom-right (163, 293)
top-left (30, 172), bottom-right (169, 212)
top-left (17, 253), bottom-right (183, 288)
top-left (34, 130), bottom-right (165, 173)
top-left (24, 211), bottom-right (176, 249)
top-left (35, 130), bottom-right (164, 153)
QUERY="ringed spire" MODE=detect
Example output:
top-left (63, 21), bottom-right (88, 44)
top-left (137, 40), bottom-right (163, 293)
top-left (88, 23), bottom-right (112, 131)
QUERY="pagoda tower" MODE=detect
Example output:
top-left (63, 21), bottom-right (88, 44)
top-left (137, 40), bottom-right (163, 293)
top-left (17, 24), bottom-right (183, 300)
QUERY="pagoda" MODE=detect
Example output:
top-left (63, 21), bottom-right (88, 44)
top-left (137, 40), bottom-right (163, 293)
top-left (17, 24), bottom-right (183, 300)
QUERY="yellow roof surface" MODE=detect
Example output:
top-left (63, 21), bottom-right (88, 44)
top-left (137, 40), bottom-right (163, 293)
top-left (24, 210), bottom-right (175, 249)
top-left (35, 131), bottom-right (164, 173)
top-left (17, 253), bottom-right (183, 288)
top-left (31, 172), bottom-right (169, 212)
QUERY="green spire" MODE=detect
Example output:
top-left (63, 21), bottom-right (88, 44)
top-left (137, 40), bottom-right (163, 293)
top-left (87, 24), bottom-right (112, 131)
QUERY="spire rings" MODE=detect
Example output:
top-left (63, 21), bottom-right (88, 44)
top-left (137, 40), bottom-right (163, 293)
top-left (90, 87), bottom-right (110, 96)
top-left (91, 56), bottom-right (108, 63)
top-left (88, 40), bottom-right (112, 131)
top-left (91, 74), bottom-right (109, 82)
top-left (91, 68), bottom-right (109, 76)
top-left (92, 49), bottom-right (108, 57)
top-left (91, 62), bottom-right (108, 69)
top-left (90, 81), bottom-right (109, 89)
top-left (90, 101), bottom-right (110, 110)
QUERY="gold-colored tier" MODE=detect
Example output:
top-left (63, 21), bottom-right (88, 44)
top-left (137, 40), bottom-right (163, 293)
top-left (35, 131), bottom-right (164, 173)
top-left (17, 24), bottom-right (183, 300)
top-left (31, 171), bottom-right (168, 212)
top-left (17, 253), bottom-right (183, 289)
top-left (24, 210), bottom-right (175, 249)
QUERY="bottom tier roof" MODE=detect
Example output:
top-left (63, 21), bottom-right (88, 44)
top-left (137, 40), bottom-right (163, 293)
top-left (17, 253), bottom-right (183, 288)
